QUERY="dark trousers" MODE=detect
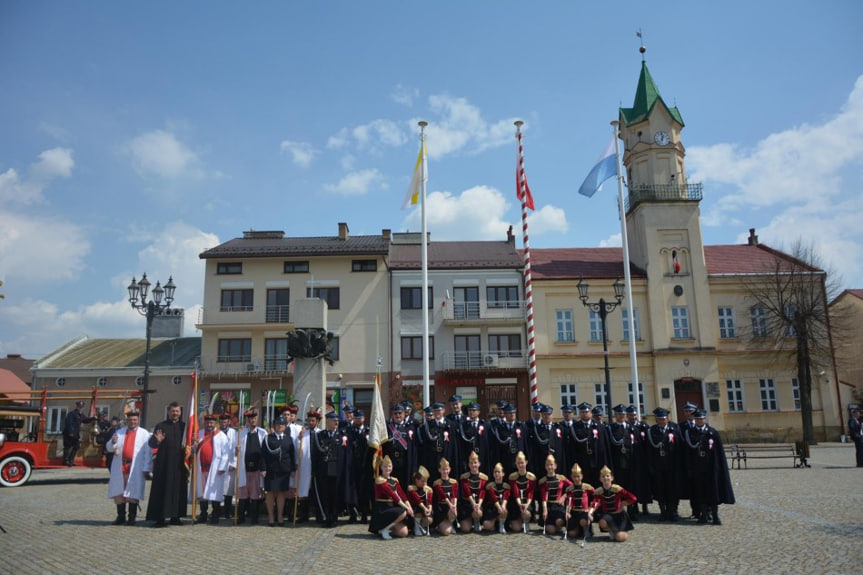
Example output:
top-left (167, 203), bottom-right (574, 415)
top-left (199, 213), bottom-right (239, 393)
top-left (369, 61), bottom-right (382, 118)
top-left (63, 436), bottom-right (80, 464)
top-left (854, 440), bottom-right (863, 467)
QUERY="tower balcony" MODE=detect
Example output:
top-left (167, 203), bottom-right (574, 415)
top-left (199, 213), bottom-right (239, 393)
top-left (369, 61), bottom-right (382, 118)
top-left (625, 183), bottom-right (702, 213)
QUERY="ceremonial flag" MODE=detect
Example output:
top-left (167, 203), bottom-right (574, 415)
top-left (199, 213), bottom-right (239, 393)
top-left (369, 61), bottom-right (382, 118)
top-left (578, 137), bottom-right (617, 198)
top-left (672, 250), bottom-right (681, 274)
top-left (402, 139), bottom-right (427, 209)
top-left (369, 372), bottom-right (387, 449)
top-left (184, 370), bottom-right (199, 470)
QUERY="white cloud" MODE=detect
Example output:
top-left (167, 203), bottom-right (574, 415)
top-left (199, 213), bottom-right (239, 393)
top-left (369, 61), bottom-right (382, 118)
top-left (0, 211), bottom-right (90, 284)
top-left (126, 129), bottom-right (201, 179)
top-left (527, 205), bottom-right (569, 235)
top-left (280, 140), bottom-right (318, 167)
top-left (324, 169), bottom-right (387, 196)
top-left (598, 233), bottom-right (622, 248)
top-left (391, 84), bottom-right (419, 107)
top-left (402, 185), bottom-right (513, 240)
top-left (340, 154), bottom-right (356, 171)
top-left (326, 128), bottom-right (349, 150)
top-left (419, 94), bottom-right (518, 159)
top-left (690, 75), bottom-right (863, 289)
top-left (0, 147), bottom-right (75, 206)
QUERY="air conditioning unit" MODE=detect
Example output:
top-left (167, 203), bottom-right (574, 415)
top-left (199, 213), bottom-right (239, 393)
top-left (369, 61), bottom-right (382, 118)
top-left (246, 363), bottom-right (257, 373)
top-left (482, 354), bottom-right (499, 367)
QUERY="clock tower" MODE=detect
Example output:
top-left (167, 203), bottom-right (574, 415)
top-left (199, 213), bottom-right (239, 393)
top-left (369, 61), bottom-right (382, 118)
top-left (618, 49), bottom-right (717, 413)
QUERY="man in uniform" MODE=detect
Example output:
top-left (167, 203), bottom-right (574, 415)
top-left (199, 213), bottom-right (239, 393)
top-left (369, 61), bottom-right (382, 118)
top-left (236, 409), bottom-right (267, 524)
top-left (849, 407), bottom-right (863, 467)
top-left (348, 409), bottom-right (371, 523)
top-left (106, 411), bottom-right (152, 526)
top-left (62, 400), bottom-right (95, 465)
top-left (312, 412), bottom-right (354, 527)
top-left (384, 404), bottom-right (417, 488)
top-left (557, 405), bottom-right (576, 474)
top-left (607, 405), bottom-right (636, 507)
top-left (219, 412), bottom-right (238, 520)
top-left (681, 410), bottom-right (734, 524)
top-left (98, 414), bottom-right (122, 471)
top-left (645, 407), bottom-right (685, 522)
top-left (457, 402), bottom-right (490, 476)
top-left (491, 403), bottom-right (527, 475)
top-left (571, 402), bottom-right (609, 487)
top-left (627, 405), bottom-right (652, 517)
top-left (146, 401), bottom-right (188, 527)
top-left (419, 403), bottom-right (457, 482)
top-left (192, 413), bottom-right (231, 525)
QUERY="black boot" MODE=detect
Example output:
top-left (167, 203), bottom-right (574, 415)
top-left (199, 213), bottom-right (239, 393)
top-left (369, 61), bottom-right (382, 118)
top-left (223, 496), bottom-right (233, 519)
top-left (285, 498), bottom-right (296, 522)
top-left (195, 501), bottom-right (209, 524)
top-left (209, 502), bottom-right (222, 525)
top-left (657, 502), bottom-right (667, 522)
top-left (641, 503), bottom-right (649, 516)
top-left (249, 499), bottom-right (260, 525)
top-left (712, 506), bottom-right (722, 525)
top-left (236, 499), bottom-right (248, 524)
top-left (113, 503), bottom-right (126, 525)
top-left (697, 505), bottom-right (708, 524)
top-left (126, 502), bottom-right (138, 526)
top-left (297, 499), bottom-right (309, 523)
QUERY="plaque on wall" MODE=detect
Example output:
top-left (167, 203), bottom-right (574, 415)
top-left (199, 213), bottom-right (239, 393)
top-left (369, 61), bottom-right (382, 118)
top-left (705, 381), bottom-right (719, 398)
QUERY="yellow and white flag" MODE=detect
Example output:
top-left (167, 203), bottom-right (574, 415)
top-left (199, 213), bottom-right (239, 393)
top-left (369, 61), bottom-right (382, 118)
top-left (401, 139), bottom-right (427, 209)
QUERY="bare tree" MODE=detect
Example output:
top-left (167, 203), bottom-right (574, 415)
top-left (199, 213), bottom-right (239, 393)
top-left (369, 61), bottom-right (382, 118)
top-left (742, 239), bottom-right (842, 444)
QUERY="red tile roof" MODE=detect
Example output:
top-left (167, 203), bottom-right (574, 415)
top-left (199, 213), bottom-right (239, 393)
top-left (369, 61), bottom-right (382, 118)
top-left (390, 241), bottom-right (524, 270)
top-left (0, 369), bottom-right (32, 402)
top-left (525, 248), bottom-right (646, 280)
top-left (703, 244), bottom-right (820, 275)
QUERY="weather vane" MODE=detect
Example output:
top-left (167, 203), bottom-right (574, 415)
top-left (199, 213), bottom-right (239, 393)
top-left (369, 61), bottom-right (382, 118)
top-left (636, 29), bottom-right (646, 59)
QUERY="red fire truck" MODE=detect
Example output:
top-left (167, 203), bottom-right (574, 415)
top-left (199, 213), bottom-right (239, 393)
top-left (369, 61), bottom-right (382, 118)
top-left (0, 388), bottom-right (143, 487)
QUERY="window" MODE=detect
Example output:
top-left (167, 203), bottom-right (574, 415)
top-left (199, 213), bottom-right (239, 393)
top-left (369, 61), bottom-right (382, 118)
top-left (560, 383), bottom-right (578, 407)
top-left (96, 376), bottom-right (107, 387)
top-left (488, 334), bottom-right (522, 357)
top-left (726, 379), bottom-right (744, 412)
top-left (307, 287), bottom-right (340, 310)
top-left (265, 338), bottom-right (291, 371)
top-left (401, 287), bottom-right (433, 310)
top-left (454, 335), bottom-right (482, 368)
top-left (329, 337), bottom-right (340, 361)
top-left (718, 307), bottom-right (736, 339)
top-left (284, 261), bottom-right (309, 273)
top-left (352, 259), bottom-right (377, 272)
top-left (759, 378), bottom-right (778, 411)
top-left (401, 336), bottom-right (435, 360)
top-left (556, 309), bottom-right (574, 342)
top-left (588, 310), bottom-right (603, 342)
top-left (218, 338), bottom-right (252, 362)
top-left (784, 305), bottom-right (797, 337)
top-left (751, 307), bottom-right (769, 338)
top-left (172, 376), bottom-right (182, 386)
top-left (266, 289), bottom-right (290, 323)
top-left (135, 376), bottom-right (144, 387)
top-left (217, 262), bottom-right (243, 275)
top-left (791, 377), bottom-right (801, 410)
top-left (56, 377), bottom-right (66, 387)
top-left (220, 289), bottom-right (254, 312)
top-left (593, 383), bottom-right (607, 413)
top-left (627, 381), bottom-right (645, 412)
top-left (671, 306), bottom-right (691, 339)
top-left (621, 308), bottom-right (641, 341)
top-left (454, 287), bottom-right (480, 320)
top-left (47, 407), bottom-right (67, 434)
top-left (486, 285), bottom-right (519, 309)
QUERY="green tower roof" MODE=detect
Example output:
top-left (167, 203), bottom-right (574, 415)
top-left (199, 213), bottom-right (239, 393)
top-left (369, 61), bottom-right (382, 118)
top-left (619, 60), bottom-right (684, 127)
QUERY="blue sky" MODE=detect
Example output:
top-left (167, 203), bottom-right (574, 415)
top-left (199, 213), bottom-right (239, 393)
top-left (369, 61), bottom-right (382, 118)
top-left (1, 1), bottom-right (861, 359)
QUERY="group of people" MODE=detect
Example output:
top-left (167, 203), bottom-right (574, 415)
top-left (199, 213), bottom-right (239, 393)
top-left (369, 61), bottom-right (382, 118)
top-left (101, 395), bottom-right (735, 541)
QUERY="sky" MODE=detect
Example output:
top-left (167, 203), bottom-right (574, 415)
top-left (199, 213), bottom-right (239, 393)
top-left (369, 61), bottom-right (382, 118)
top-left (1, 1), bottom-right (861, 360)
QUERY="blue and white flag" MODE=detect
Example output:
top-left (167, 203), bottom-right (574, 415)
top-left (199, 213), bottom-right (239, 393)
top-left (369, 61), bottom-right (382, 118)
top-left (577, 137), bottom-right (617, 197)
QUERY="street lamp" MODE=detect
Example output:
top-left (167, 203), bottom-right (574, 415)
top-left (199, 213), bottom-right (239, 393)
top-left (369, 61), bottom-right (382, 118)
top-left (128, 273), bottom-right (176, 428)
top-left (577, 277), bottom-right (625, 413)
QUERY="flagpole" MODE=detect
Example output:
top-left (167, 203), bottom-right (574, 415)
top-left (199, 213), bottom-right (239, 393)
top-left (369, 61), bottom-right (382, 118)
top-left (611, 120), bottom-right (640, 411)
top-left (418, 121), bottom-right (431, 407)
top-left (515, 121), bottom-right (538, 406)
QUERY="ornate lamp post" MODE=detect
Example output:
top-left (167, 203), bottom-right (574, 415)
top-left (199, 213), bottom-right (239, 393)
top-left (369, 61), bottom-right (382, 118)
top-left (577, 277), bottom-right (625, 412)
top-left (128, 273), bottom-right (176, 428)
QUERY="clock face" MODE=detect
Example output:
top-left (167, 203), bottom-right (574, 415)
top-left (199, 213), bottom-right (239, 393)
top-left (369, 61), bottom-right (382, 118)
top-left (654, 131), bottom-right (671, 146)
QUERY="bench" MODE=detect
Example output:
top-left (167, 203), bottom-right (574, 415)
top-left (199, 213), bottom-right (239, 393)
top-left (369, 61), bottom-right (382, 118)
top-left (734, 442), bottom-right (810, 469)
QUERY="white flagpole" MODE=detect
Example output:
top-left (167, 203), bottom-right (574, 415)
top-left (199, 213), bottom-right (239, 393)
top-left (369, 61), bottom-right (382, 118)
top-left (611, 120), bottom-right (640, 412)
top-left (418, 121), bottom-right (431, 407)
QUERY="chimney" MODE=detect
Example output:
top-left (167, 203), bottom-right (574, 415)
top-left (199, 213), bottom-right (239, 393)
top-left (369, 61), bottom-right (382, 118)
top-left (338, 222), bottom-right (349, 241)
top-left (506, 225), bottom-right (515, 246)
top-left (382, 229), bottom-right (391, 242)
top-left (748, 228), bottom-right (759, 246)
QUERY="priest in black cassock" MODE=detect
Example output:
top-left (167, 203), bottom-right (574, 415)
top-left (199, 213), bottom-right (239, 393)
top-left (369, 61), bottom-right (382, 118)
top-left (146, 402), bottom-right (189, 527)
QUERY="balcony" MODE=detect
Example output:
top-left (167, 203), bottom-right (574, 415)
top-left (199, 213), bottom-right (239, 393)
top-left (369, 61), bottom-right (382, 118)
top-left (625, 183), bottom-right (702, 213)
top-left (199, 355), bottom-right (294, 376)
top-left (442, 300), bottom-right (526, 325)
top-left (196, 305), bottom-right (293, 330)
top-left (440, 350), bottom-right (528, 371)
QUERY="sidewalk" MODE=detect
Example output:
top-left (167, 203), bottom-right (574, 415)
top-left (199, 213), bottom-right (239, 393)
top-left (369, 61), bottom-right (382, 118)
top-left (1, 443), bottom-right (860, 575)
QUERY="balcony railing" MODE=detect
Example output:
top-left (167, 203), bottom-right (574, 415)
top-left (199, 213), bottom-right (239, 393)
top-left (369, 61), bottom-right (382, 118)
top-left (625, 183), bottom-right (702, 213)
top-left (440, 350), bottom-right (528, 371)
top-left (442, 300), bottom-right (527, 323)
top-left (265, 305), bottom-right (290, 323)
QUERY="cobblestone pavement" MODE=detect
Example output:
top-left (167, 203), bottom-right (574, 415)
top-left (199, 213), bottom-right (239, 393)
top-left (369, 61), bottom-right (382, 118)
top-left (1, 444), bottom-right (861, 575)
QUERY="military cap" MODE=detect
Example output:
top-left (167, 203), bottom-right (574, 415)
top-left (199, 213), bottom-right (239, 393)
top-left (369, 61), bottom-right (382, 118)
top-left (625, 405), bottom-right (638, 415)
top-left (591, 406), bottom-right (604, 416)
top-left (612, 404), bottom-right (627, 414)
top-left (577, 402), bottom-right (593, 411)
top-left (325, 411), bottom-right (339, 420)
top-left (467, 402), bottom-right (480, 410)
top-left (353, 409), bottom-right (365, 418)
top-left (540, 404), bottom-right (553, 414)
top-left (343, 404), bottom-right (355, 413)
top-left (423, 406), bottom-right (434, 415)
top-left (653, 407), bottom-right (670, 418)
top-left (432, 402), bottom-right (445, 411)
top-left (503, 403), bottom-right (517, 414)
top-left (683, 402), bottom-right (698, 411)
top-left (561, 405), bottom-right (574, 413)
top-left (391, 404), bottom-right (405, 413)
top-left (449, 394), bottom-right (462, 403)
top-left (75, 400), bottom-right (86, 408)
top-left (532, 402), bottom-right (543, 412)
top-left (694, 409), bottom-right (707, 418)
top-left (273, 416), bottom-right (287, 425)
